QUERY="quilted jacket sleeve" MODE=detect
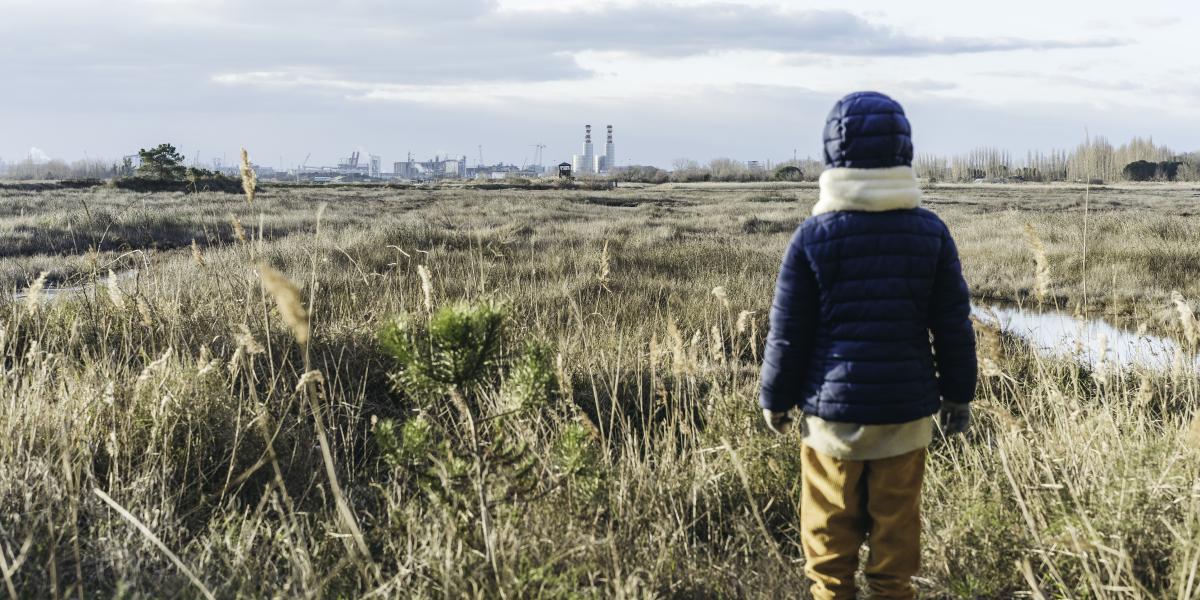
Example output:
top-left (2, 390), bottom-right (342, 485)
top-left (928, 227), bottom-right (977, 404)
top-left (760, 228), bottom-right (819, 412)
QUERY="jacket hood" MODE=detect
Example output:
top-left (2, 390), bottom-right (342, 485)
top-left (823, 91), bottom-right (913, 169)
top-left (813, 166), bottom-right (922, 216)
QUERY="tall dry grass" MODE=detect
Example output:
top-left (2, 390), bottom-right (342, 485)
top-left (0, 182), bottom-right (1195, 597)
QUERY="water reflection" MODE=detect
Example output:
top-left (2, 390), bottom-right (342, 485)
top-left (972, 304), bottom-right (1197, 371)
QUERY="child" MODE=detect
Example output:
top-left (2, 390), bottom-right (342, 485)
top-left (759, 91), bottom-right (976, 600)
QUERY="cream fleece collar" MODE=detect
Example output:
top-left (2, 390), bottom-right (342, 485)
top-left (812, 166), bottom-right (922, 216)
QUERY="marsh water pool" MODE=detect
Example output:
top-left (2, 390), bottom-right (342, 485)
top-left (974, 303), bottom-right (1197, 371)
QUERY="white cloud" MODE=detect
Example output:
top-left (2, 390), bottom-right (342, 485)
top-left (1, 0), bottom-right (1197, 166)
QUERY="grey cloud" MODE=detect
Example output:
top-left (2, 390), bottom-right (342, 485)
top-left (0, 1), bottom-right (1129, 98)
top-left (480, 5), bottom-right (1127, 57)
top-left (983, 70), bottom-right (1145, 93)
top-left (0, 1), bottom-right (1155, 165)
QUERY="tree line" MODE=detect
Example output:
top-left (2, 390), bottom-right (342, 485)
top-left (5, 136), bottom-right (1197, 184)
top-left (609, 158), bottom-right (825, 184)
top-left (913, 136), bottom-right (1200, 183)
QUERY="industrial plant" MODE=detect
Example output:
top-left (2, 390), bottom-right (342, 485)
top-left (240, 123), bottom-right (620, 183)
top-left (572, 125), bottom-right (617, 175)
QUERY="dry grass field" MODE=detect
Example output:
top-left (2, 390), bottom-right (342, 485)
top-left (0, 180), bottom-right (1198, 598)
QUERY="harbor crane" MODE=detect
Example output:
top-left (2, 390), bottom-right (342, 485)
top-left (530, 144), bottom-right (546, 169)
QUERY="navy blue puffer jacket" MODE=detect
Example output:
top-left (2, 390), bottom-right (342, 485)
top-left (759, 210), bottom-right (976, 423)
top-left (759, 91), bottom-right (976, 424)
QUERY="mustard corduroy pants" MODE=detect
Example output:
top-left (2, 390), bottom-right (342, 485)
top-left (800, 444), bottom-right (926, 600)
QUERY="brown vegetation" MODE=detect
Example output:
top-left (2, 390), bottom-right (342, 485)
top-left (0, 182), bottom-right (1197, 597)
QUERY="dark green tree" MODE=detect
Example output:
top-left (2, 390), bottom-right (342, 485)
top-left (1122, 160), bottom-right (1157, 181)
top-left (774, 165), bottom-right (804, 181)
top-left (136, 143), bottom-right (186, 180)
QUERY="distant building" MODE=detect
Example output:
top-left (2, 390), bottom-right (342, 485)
top-left (571, 124), bottom-right (617, 175)
top-left (392, 155), bottom-right (467, 180)
top-left (604, 125), bottom-right (615, 172)
top-left (572, 124), bottom-right (594, 175)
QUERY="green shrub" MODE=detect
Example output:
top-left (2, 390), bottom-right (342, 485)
top-left (378, 301), bottom-right (506, 400)
top-left (502, 341), bottom-right (559, 413)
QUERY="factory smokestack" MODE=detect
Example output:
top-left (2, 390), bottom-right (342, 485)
top-left (574, 124), bottom-right (596, 175)
top-left (605, 125), bottom-right (615, 172)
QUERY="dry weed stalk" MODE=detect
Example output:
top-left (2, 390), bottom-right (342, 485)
top-left (976, 318), bottom-right (1005, 378)
top-left (1091, 333), bottom-right (1111, 386)
top-left (191, 239), bottom-right (205, 267)
top-left (667, 320), bottom-right (687, 378)
top-left (597, 240), bottom-right (611, 289)
top-left (1171, 291), bottom-right (1198, 347)
top-left (230, 214), bottom-right (247, 244)
top-left (136, 298), bottom-right (153, 328)
top-left (259, 264), bottom-right (310, 344)
top-left (93, 488), bottom-right (216, 600)
top-left (1134, 376), bottom-right (1154, 409)
top-left (240, 148), bottom-right (257, 206)
top-left (711, 286), bottom-right (730, 311)
top-left (1186, 412), bottom-right (1200, 450)
top-left (135, 347), bottom-right (174, 393)
top-left (1023, 223), bottom-right (1051, 304)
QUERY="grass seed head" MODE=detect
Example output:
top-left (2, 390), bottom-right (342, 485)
top-left (711, 286), bottom-right (730, 310)
top-left (417, 265), bottom-right (433, 313)
top-left (259, 264), bottom-right (310, 344)
top-left (25, 271), bottom-right (48, 315)
top-left (1186, 412), bottom-right (1200, 450)
top-left (240, 148), bottom-right (257, 206)
top-left (137, 298), bottom-right (153, 328)
top-left (106, 270), bottom-right (125, 310)
top-left (230, 214), bottom-right (247, 244)
top-left (736, 310), bottom-right (754, 335)
top-left (597, 240), bottom-right (611, 288)
top-left (709, 324), bottom-right (724, 364)
top-left (1170, 291), bottom-right (1198, 347)
top-left (191, 239), bottom-right (205, 266)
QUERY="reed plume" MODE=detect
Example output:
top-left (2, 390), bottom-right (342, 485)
top-left (191, 239), bottom-right (205, 266)
top-left (417, 265), bottom-right (433, 313)
top-left (25, 271), bottom-right (48, 315)
top-left (976, 318), bottom-right (1004, 378)
top-left (240, 148), bottom-right (257, 206)
top-left (711, 286), bottom-right (730, 310)
top-left (259, 264), bottom-right (310, 344)
top-left (137, 298), bottom-right (153, 328)
top-left (1186, 413), bottom-right (1200, 450)
top-left (1091, 333), bottom-right (1110, 386)
top-left (709, 324), bottom-right (724, 365)
top-left (1171, 291), bottom-right (1198, 347)
top-left (106, 270), bottom-right (125, 310)
top-left (736, 310), bottom-right (754, 336)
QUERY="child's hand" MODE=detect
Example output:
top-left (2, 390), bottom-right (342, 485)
top-left (939, 401), bottom-right (971, 435)
top-left (762, 409), bottom-right (794, 435)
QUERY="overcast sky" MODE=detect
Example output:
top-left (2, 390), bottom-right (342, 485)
top-left (2, 0), bottom-right (1197, 169)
